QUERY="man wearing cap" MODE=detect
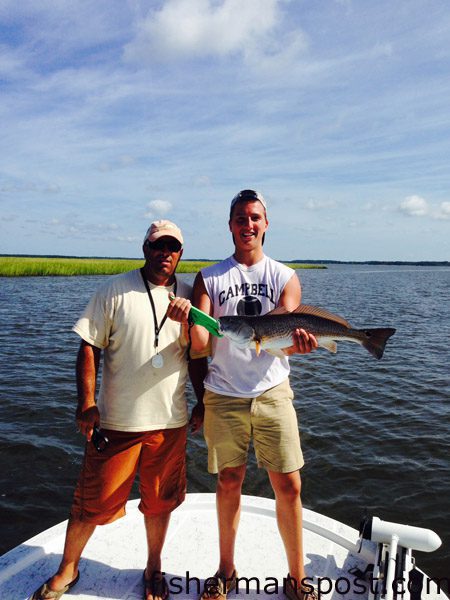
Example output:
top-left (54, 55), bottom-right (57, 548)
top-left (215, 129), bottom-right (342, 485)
top-left (30, 221), bottom-right (208, 600)
top-left (168, 191), bottom-right (318, 600)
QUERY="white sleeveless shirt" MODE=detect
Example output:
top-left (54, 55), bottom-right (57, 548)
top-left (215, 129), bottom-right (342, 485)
top-left (202, 255), bottom-right (294, 397)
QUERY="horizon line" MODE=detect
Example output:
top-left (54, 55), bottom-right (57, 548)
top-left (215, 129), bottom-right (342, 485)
top-left (1, 254), bottom-right (449, 266)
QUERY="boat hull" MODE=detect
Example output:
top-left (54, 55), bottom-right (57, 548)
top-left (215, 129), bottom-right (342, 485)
top-left (0, 494), bottom-right (444, 599)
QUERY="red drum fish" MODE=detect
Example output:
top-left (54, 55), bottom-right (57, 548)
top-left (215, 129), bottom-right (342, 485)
top-left (217, 305), bottom-right (396, 359)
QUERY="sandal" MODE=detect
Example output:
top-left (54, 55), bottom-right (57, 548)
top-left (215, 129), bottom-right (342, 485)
top-left (284, 574), bottom-right (318, 600)
top-left (28, 572), bottom-right (80, 600)
top-left (143, 570), bottom-right (170, 600)
top-left (200, 570), bottom-right (238, 599)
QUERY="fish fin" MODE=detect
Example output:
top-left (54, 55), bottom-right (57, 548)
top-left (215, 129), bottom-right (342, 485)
top-left (264, 347), bottom-right (286, 358)
top-left (255, 340), bottom-right (261, 356)
top-left (360, 327), bottom-right (396, 359)
top-left (319, 339), bottom-right (338, 354)
top-left (265, 306), bottom-right (290, 316)
top-left (293, 304), bottom-right (351, 328)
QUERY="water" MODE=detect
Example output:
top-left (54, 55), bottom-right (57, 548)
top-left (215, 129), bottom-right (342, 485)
top-left (0, 265), bottom-right (449, 583)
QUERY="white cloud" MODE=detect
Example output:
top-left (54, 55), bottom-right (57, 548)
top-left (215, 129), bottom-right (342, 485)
top-left (125, 0), bottom-right (273, 61)
top-left (398, 196), bottom-right (450, 221)
top-left (123, 0), bottom-right (306, 70)
top-left (399, 195), bottom-right (429, 217)
top-left (435, 201), bottom-right (450, 220)
top-left (145, 199), bottom-right (173, 218)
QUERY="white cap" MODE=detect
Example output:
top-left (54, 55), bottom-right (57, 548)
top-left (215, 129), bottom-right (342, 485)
top-left (143, 220), bottom-right (183, 245)
top-left (230, 189), bottom-right (267, 214)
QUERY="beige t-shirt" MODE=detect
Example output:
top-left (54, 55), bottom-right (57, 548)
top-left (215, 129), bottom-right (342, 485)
top-left (73, 269), bottom-right (194, 432)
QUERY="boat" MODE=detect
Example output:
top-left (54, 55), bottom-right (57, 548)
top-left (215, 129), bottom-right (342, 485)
top-left (0, 493), bottom-right (445, 599)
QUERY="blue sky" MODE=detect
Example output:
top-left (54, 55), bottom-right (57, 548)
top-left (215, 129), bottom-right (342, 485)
top-left (1, 0), bottom-right (449, 261)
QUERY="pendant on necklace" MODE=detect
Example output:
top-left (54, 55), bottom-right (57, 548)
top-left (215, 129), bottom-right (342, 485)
top-left (152, 353), bottom-right (164, 369)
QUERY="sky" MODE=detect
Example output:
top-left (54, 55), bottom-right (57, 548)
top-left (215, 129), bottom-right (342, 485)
top-left (1, 0), bottom-right (449, 261)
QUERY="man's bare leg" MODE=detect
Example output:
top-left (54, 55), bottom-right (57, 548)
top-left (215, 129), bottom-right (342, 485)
top-left (144, 512), bottom-right (172, 600)
top-left (216, 464), bottom-right (246, 578)
top-left (44, 518), bottom-right (96, 591)
top-left (268, 470), bottom-right (306, 584)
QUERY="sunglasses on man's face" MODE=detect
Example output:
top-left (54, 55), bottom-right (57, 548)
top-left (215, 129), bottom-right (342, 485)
top-left (146, 239), bottom-right (182, 253)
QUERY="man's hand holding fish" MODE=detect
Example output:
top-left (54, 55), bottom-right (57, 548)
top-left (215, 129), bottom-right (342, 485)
top-left (283, 328), bottom-right (319, 355)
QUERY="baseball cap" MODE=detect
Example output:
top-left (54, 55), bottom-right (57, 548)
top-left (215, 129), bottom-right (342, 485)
top-left (230, 189), bottom-right (267, 214)
top-left (143, 220), bottom-right (183, 245)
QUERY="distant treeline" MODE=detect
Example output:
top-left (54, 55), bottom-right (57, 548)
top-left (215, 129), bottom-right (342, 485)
top-left (289, 259), bottom-right (450, 266)
top-left (1, 254), bottom-right (447, 266)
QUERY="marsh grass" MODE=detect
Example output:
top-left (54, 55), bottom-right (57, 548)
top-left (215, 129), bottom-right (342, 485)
top-left (0, 256), bottom-right (324, 277)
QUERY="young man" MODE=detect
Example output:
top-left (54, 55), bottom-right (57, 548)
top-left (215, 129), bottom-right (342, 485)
top-left (30, 220), bottom-right (208, 600)
top-left (168, 190), bottom-right (318, 600)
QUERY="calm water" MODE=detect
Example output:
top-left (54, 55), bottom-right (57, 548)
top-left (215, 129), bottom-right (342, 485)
top-left (0, 265), bottom-right (449, 582)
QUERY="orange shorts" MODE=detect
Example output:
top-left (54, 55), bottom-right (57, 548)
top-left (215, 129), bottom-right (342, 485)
top-left (70, 425), bottom-right (187, 524)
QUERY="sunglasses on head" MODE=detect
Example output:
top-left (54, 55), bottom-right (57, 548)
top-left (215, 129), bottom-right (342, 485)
top-left (146, 238), bottom-right (182, 253)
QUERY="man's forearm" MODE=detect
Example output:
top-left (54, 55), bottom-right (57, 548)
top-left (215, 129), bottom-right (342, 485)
top-left (188, 356), bottom-right (208, 404)
top-left (76, 341), bottom-right (101, 413)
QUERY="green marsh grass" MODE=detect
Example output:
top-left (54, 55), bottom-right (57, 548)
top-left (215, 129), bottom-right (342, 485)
top-left (0, 256), bottom-right (325, 277)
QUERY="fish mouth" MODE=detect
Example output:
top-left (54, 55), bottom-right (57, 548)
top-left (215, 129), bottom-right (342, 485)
top-left (216, 317), bottom-right (255, 348)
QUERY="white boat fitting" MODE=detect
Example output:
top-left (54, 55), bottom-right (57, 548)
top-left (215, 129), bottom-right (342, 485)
top-left (0, 494), bottom-right (445, 600)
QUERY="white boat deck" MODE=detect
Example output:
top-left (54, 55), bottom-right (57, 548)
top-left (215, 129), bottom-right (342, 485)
top-left (0, 494), bottom-right (443, 599)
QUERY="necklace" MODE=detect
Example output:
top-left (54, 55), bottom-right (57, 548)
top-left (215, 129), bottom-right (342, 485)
top-left (140, 268), bottom-right (177, 369)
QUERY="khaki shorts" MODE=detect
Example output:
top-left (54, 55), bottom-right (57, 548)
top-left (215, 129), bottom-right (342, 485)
top-left (203, 379), bottom-right (304, 474)
top-left (70, 425), bottom-right (187, 524)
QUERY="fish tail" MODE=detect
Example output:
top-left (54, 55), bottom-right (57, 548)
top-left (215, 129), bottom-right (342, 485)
top-left (361, 327), bottom-right (396, 359)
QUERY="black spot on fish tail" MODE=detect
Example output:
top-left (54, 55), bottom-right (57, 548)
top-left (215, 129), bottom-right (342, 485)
top-left (361, 327), bottom-right (396, 359)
